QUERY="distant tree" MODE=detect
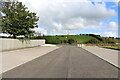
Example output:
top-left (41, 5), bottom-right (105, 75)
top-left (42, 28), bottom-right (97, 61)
top-left (101, 37), bottom-right (116, 43)
top-left (107, 38), bottom-right (116, 43)
top-left (61, 35), bottom-right (64, 37)
top-left (45, 38), bottom-right (62, 44)
top-left (2, 1), bottom-right (39, 38)
top-left (67, 38), bottom-right (75, 44)
top-left (86, 38), bottom-right (100, 44)
top-left (63, 39), bottom-right (67, 43)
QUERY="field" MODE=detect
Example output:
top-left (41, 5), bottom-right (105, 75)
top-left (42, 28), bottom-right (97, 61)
top-left (2, 34), bottom-right (120, 50)
top-left (49, 35), bottom-right (95, 43)
top-left (16, 34), bottom-right (119, 44)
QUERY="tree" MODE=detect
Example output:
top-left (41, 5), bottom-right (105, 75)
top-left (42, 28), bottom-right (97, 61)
top-left (86, 38), bottom-right (100, 44)
top-left (45, 38), bottom-right (62, 44)
top-left (2, 1), bottom-right (39, 38)
top-left (67, 38), bottom-right (75, 44)
top-left (0, 0), bottom-right (4, 33)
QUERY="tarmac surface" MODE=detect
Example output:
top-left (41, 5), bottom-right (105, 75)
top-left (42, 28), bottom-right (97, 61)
top-left (83, 46), bottom-right (118, 68)
top-left (2, 46), bottom-right (59, 73)
top-left (2, 46), bottom-right (118, 78)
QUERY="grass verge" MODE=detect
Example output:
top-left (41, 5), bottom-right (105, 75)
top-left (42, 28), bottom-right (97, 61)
top-left (100, 46), bottom-right (120, 50)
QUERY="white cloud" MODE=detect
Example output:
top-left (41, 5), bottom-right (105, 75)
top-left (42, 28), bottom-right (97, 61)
top-left (0, 33), bottom-right (10, 37)
top-left (18, 0), bottom-right (116, 35)
top-left (101, 31), bottom-right (118, 37)
top-left (32, 27), bottom-right (47, 34)
top-left (108, 21), bottom-right (118, 31)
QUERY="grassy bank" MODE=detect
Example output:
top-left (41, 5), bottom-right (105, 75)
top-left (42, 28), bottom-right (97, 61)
top-left (100, 46), bottom-right (120, 50)
top-left (14, 34), bottom-right (119, 44)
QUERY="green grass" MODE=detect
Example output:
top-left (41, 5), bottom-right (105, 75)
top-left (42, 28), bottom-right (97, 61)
top-left (17, 34), bottom-right (119, 44)
top-left (45, 35), bottom-right (119, 43)
top-left (50, 35), bottom-right (95, 43)
top-left (100, 46), bottom-right (120, 50)
top-left (29, 35), bottom-right (96, 44)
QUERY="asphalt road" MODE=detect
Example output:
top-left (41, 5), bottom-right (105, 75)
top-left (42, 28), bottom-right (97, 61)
top-left (3, 46), bottom-right (118, 78)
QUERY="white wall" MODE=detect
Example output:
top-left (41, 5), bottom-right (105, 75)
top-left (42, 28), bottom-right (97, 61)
top-left (77, 44), bottom-right (85, 47)
top-left (0, 38), bottom-right (45, 51)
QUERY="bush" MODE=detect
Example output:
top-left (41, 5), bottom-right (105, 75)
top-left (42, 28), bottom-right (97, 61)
top-left (67, 38), bottom-right (75, 44)
top-left (45, 38), bottom-right (62, 44)
top-left (107, 39), bottom-right (116, 43)
top-left (86, 38), bottom-right (100, 44)
top-left (63, 40), bottom-right (68, 43)
top-left (61, 35), bottom-right (64, 37)
top-left (101, 38), bottom-right (116, 43)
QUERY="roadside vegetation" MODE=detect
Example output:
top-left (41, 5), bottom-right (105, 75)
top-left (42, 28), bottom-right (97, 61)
top-left (99, 46), bottom-right (120, 50)
top-left (1, 1), bottom-right (39, 39)
top-left (19, 35), bottom-right (95, 44)
top-left (0, 1), bottom-right (119, 50)
top-left (16, 34), bottom-right (119, 45)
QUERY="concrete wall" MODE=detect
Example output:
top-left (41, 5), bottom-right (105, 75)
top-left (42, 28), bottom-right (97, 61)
top-left (0, 38), bottom-right (45, 51)
top-left (77, 44), bottom-right (86, 47)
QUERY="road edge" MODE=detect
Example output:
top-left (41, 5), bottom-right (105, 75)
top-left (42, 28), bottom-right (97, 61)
top-left (82, 47), bottom-right (120, 69)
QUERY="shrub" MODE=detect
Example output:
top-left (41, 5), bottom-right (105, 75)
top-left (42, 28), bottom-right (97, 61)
top-left (45, 38), bottom-right (62, 44)
top-left (107, 39), bottom-right (116, 43)
top-left (67, 38), bottom-right (75, 44)
top-left (63, 40), bottom-right (68, 43)
top-left (86, 38), bottom-right (100, 44)
top-left (61, 35), bottom-right (64, 37)
top-left (101, 38), bottom-right (116, 43)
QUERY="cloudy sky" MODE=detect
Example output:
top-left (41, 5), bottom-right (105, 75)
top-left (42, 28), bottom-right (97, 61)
top-left (18, 0), bottom-right (119, 37)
